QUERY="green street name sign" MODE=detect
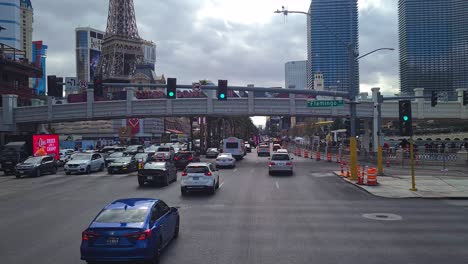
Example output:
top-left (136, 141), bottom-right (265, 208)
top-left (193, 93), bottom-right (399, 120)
top-left (307, 100), bottom-right (345, 108)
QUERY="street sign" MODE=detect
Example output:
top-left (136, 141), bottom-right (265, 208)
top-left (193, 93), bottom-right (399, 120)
top-left (79, 80), bottom-right (89, 89)
top-left (65, 77), bottom-right (79, 90)
top-left (307, 100), bottom-right (344, 108)
top-left (192, 82), bottom-right (201, 92)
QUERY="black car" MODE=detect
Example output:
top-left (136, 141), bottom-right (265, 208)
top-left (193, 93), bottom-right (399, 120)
top-left (138, 161), bottom-right (177, 186)
top-left (107, 156), bottom-right (138, 174)
top-left (104, 152), bottom-right (128, 167)
top-left (205, 148), bottom-right (219, 158)
top-left (174, 151), bottom-right (201, 169)
top-left (124, 145), bottom-right (144, 155)
top-left (15, 156), bottom-right (57, 178)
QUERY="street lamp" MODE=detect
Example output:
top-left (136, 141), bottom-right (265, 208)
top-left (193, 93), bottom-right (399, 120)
top-left (275, 6), bottom-right (395, 180)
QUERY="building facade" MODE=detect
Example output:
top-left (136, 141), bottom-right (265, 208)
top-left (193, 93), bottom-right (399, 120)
top-left (0, 0), bottom-right (21, 49)
top-left (285, 60), bottom-right (307, 89)
top-left (399, 0), bottom-right (468, 99)
top-left (31, 40), bottom-right (47, 95)
top-left (307, 0), bottom-right (359, 94)
top-left (75, 27), bottom-right (104, 83)
top-left (20, 0), bottom-right (33, 62)
top-left (142, 40), bottom-right (156, 69)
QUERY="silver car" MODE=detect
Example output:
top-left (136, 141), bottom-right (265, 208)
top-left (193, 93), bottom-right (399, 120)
top-left (216, 153), bottom-right (236, 168)
top-left (268, 153), bottom-right (293, 175)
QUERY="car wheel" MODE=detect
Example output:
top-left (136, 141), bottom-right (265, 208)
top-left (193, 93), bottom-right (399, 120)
top-left (174, 216), bottom-right (180, 239)
top-left (181, 188), bottom-right (187, 196)
top-left (108, 170), bottom-right (113, 175)
top-left (209, 184), bottom-right (216, 195)
top-left (85, 166), bottom-right (91, 174)
top-left (164, 174), bottom-right (169, 186)
top-left (52, 166), bottom-right (57, 174)
top-left (65, 172), bottom-right (71, 175)
top-left (35, 169), bottom-right (41, 178)
top-left (99, 164), bottom-right (104, 172)
top-left (268, 171), bottom-right (272, 176)
top-left (15, 174), bottom-right (21, 179)
top-left (138, 177), bottom-right (145, 187)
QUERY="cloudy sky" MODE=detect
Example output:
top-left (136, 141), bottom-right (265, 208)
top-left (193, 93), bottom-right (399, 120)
top-left (33, 0), bottom-right (399, 125)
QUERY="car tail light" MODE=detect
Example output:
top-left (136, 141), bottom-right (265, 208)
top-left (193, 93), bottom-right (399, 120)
top-left (182, 171), bottom-right (188, 176)
top-left (205, 171), bottom-right (212, 176)
top-left (286, 162), bottom-right (293, 166)
top-left (126, 229), bottom-right (151, 241)
top-left (188, 156), bottom-right (193, 161)
top-left (269, 162), bottom-right (275, 166)
top-left (82, 230), bottom-right (99, 241)
top-left (174, 156), bottom-right (179, 161)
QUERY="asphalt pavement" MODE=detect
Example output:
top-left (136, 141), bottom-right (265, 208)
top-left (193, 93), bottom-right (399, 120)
top-left (1, 152), bottom-right (468, 264)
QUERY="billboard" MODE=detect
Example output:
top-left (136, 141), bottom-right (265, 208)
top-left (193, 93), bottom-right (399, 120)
top-left (89, 49), bottom-right (101, 81)
top-left (33, 134), bottom-right (60, 160)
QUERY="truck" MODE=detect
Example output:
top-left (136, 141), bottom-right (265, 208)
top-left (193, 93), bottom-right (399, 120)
top-left (222, 137), bottom-right (245, 161)
top-left (0, 141), bottom-right (30, 175)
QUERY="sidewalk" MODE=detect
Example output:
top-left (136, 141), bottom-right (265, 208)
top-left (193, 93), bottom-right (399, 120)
top-left (333, 171), bottom-right (468, 198)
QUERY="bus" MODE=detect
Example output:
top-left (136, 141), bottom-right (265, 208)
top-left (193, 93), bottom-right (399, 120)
top-left (222, 137), bottom-right (245, 160)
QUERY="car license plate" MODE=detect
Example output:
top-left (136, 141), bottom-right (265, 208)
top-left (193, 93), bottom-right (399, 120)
top-left (106, 237), bottom-right (119, 245)
top-left (146, 176), bottom-right (153, 180)
top-left (193, 177), bottom-right (199, 180)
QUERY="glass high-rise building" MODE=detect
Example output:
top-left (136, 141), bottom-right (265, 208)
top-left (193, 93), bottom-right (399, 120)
top-left (285, 60), bottom-right (307, 90)
top-left (0, 0), bottom-right (21, 49)
top-left (307, 0), bottom-right (359, 93)
top-left (399, 0), bottom-right (468, 99)
top-left (75, 27), bottom-right (105, 84)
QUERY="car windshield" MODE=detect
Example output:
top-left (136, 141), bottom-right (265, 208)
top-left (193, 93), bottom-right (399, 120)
top-left (109, 152), bottom-right (125, 158)
top-left (186, 166), bottom-right (209, 173)
top-left (144, 162), bottom-right (166, 169)
top-left (218, 154), bottom-right (232, 158)
top-left (157, 147), bottom-right (170, 152)
top-left (134, 153), bottom-right (147, 159)
top-left (94, 207), bottom-right (149, 223)
top-left (207, 148), bottom-right (218, 152)
top-left (175, 153), bottom-right (191, 158)
top-left (71, 154), bottom-right (91, 161)
top-left (126, 145), bottom-right (140, 152)
top-left (114, 157), bottom-right (132, 163)
top-left (271, 154), bottom-right (290, 161)
top-left (23, 157), bottom-right (42, 164)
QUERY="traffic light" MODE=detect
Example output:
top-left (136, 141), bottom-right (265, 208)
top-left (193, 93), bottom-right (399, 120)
top-left (463, 91), bottom-right (468, 106)
top-left (217, 80), bottom-right (228, 101)
top-left (93, 78), bottom-right (103, 97)
top-left (431, 91), bottom-right (438, 107)
top-left (398, 100), bottom-right (413, 136)
top-left (167, 78), bottom-right (176, 99)
top-left (47, 75), bottom-right (57, 97)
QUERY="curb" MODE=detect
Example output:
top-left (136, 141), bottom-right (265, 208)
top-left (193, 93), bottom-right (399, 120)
top-left (332, 171), bottom-right (468, 200)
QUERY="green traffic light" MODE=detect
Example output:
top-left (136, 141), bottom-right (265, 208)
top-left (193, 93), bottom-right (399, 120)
top-left (169, 92), bottom-right (175, 97)
top-left (403, 115), bottom-right (409, 121)
top-left (220, 94), bottom-right (225, 99)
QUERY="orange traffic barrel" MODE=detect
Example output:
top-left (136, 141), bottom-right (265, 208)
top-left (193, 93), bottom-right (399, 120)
top-left (367, 167), bottom-right (378, 186)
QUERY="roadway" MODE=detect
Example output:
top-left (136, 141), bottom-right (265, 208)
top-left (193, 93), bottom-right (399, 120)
top-left (0, 152), bottom-right (468, 263)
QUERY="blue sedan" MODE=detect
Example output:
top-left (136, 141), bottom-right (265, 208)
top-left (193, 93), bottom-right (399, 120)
top-left (80, 198), bottom-right (180, 264)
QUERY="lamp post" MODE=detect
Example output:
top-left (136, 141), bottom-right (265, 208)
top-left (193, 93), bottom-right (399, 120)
top-left (275, 6), bottom-right (395, 179)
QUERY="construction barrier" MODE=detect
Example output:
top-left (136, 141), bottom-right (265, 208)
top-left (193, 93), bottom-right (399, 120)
top-left (340, 161), bottom-right (345, 177)
top-left (304, 150), bottom-right (309, 159)
top-left (316, 151), bottom-right (321, 161)
top-left (327, 152), bottom-right (332, 162)
top-left (298, 149), bottom-right (302, 157)
top-left (367, 167), bottom-right (378, 186)
top-left (357, 165), bottom-right (368, 185)
top-left (346, 161), bottom-right (350, 178)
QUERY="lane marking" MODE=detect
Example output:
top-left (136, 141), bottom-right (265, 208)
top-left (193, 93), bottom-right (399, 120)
top-left (234, 168), bottom-right (238, 172)
top-left (219, 182), bottom-right (225, 188)
top-left (275, 181), bottom-right (280, 190)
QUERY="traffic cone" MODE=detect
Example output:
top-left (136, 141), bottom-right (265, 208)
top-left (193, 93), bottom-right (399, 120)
top-left (298, 149), bottom-right (302, 157)
top-left (327, 152), bottom-right (332, 162)
top-left (386, 158), bottom-right (390, 167)
top-left (304, 150), bottom-right (309, 159)
top-left (346, 162), bottom-right (350, 178)
top-left (340, 161), bottom-right (345, 177)
top-left (316, 151), bottom-right (321, 161)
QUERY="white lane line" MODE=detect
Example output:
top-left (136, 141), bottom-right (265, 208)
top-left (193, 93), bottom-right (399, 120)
top-left (234, 168), bottom-right (238, 172)
top-left (219, 182), bottom-right (225, 188)
top-left (275, 181), bottom-right (280, 190)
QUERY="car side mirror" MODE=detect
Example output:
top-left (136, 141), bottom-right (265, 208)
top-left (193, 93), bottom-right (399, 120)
top-left (291, 158), bottom-right (294, 160)
top-left (170, 207), bottom-right (178, 213)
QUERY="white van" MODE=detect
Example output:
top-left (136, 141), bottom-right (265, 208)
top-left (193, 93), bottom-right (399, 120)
top-left (222, 137), bottom-right (245, 160)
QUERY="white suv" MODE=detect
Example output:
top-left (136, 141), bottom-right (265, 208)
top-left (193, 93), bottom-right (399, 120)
top-left (181, 162), bottom-right (220, 195)
top-left (64, 153), bottom-right (105, 175)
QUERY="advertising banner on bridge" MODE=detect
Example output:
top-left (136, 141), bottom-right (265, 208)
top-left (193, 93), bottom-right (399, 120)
top-left (33, 134), bottom-right (60, 160)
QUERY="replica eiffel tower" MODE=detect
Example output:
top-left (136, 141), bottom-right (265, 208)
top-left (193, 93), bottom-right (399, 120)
top-left (97, 0), bottom-right (144, 82)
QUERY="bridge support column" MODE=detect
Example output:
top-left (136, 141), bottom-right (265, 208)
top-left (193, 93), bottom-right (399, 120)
top-left (87, 89), bottom-right (94, 119)
top-left (456, 89), bottom-right (467, 119)
top-left (289, 93), bottom-right (296, 116)
top-left (414, 88), bottom-right (424, 119)
top-left (248, 90), bottom-right (254, 115)
top-left (371, 88), bottom-right (380, 153)
top-left (126, 87), bottom-right (135, 116)
top-left (1, 94), bottom-right (17, 132)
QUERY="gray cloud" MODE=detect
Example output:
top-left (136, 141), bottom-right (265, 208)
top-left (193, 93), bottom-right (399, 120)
top-left (31, 0), bottom-right (399, 92)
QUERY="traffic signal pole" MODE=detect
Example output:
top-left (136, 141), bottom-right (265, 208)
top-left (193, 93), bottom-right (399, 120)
top-left (348, 43), bottom-right (359, 181)
top-left (409, 136), bottom-right (417, 191)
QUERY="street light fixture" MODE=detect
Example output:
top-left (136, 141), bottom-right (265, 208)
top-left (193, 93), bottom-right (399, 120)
top-left (275, 6), bottom-right (395, 180)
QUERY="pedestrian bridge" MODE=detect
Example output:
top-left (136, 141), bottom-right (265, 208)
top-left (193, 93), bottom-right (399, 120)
top-left (1, 88), bottom-right (467, 132)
